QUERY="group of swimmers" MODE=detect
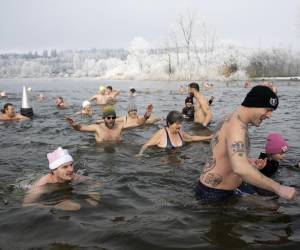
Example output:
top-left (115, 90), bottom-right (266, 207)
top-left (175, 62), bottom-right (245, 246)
top-left (1, 81), bottom-right (299, 210)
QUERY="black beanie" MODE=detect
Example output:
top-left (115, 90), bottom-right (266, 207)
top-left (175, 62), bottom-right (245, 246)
top-left (241, 85), bottom-right (278, 110)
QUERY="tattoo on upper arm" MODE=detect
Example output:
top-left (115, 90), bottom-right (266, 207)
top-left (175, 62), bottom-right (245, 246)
top-left (203, 173), bottom-right (223, 187)
top-left (231, 141), bottom-right (246, 157)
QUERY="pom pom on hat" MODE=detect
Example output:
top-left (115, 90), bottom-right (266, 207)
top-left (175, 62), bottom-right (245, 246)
top-left (265, 133), bottom-right (288, 155)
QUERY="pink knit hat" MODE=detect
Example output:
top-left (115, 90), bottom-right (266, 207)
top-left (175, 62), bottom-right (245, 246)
top-left (265, 133), bottom-right (288, 155)
top-left (47, 147), bottom-right (73, 170)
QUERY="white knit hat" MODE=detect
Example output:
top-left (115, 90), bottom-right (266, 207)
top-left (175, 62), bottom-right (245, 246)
top-left (47, 147), bottom-right (73, 170)
top-left (82, 100), bottom-right (91, 108)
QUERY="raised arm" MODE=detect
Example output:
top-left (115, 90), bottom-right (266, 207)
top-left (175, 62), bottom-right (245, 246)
top-left (89, 95), bottom-right (97, 102)
top-left (136, 104), bottom-right (153, 126)
top-left (66, 117), bottom-right (98, 132)
top-left (137, 129), bottom-right (162, 156)
top-left (181, 131), bottom-right (213, 142)
top-left (227, 125), bottom-right (296, 200)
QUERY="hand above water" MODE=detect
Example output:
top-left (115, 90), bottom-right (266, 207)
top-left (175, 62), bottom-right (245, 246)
top-left (144, 104), bottom-right (153, 119)
top-left (277, 185), bottom-right (297, 201)
top-left (66, 117), bottom-right (81, 131)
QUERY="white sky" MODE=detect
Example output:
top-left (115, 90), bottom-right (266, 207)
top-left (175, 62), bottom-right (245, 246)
top-left (0, 0), bottom-right (299, 53)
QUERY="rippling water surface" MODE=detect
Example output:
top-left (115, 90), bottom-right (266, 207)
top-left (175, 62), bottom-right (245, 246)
top-left (0, 79), bottom-right (300, 250)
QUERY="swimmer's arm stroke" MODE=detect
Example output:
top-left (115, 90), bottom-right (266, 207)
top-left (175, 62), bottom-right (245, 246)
top-left (227, 126), bottom-right (296, 200)
top-left (137, 129), bottom-right (162, 156)
top-left (181, 131), bottom-right (213, 142)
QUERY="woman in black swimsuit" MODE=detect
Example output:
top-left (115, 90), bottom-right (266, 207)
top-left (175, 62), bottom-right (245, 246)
top-left (137, 111), bottom-right (212, 155)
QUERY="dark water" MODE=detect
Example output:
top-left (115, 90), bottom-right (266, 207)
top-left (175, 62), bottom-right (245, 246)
top-left (0, 79), bottom-right (300, 250)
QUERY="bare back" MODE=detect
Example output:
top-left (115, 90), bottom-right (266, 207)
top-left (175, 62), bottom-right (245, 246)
top-left (193, 92), bottom-right (212, 126)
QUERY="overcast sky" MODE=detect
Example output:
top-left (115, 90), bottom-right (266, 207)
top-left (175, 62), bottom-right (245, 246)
top-left (0, 0), bottom-right (299, 53)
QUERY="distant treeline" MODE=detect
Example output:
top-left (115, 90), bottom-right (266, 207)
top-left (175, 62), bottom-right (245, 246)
top-left (0, 45), bottom-right (299, 80)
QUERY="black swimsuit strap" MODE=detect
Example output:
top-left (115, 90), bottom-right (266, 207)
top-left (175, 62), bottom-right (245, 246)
top-left (165, 128), bottom-right (183, 148)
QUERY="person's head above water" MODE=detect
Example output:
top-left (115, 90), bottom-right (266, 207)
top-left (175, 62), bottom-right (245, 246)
top-left (106, 86), bottom-right (113, 93)
top-left (188, 82), bottom-right (200, 92)
top-left (129, 88), bottom-right (136, 93)
top-left (56, 97), bottom-right (64, 106)
top-left (46, 147), bottom-right (75, 183)
top-left (102, 106), bottom-right (116, 129)
top-left (82, 100), bottom-right (91, 109)
top-left (47, 147), bottom-right (74, 171)
top-left (1, 103), bottom-right (16, 117)
top-left (265, 133), bottom-right (288, 155)
top-left (166, 110), bottom-right (183, 127)
top-left (99, 85), bottom-right (106, 94)
top-left (185, 96), bottom-right (193, 104)
top-left (241, 85), bottom-right (278, 110)
top-left (127, 103), bottom-right (137, 113)
top-left (102, 106), bottom-right (116, 118)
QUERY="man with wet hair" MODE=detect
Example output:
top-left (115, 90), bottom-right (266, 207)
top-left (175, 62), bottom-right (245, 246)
top-left (195, 85), bottom-right (296, 202)
top-left (188, 82), bottom-right (212, 127)
top-left (137, 110), bottom-right (212, 155)
top-left (106, 86), bottom-right (120, 101)
top-left (67, 105), bottom-right (152, 143)
top-left (0, 103), bottom-right (29, 121)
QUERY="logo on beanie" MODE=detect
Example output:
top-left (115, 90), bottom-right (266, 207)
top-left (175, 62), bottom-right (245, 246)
top-left (281, 145), bottom-right (288, 153)
top-left (269, 98), bottom-right (277, 107)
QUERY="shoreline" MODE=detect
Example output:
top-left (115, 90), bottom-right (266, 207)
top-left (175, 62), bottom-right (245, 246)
top-left (0, 76), bottom-right (300, 82)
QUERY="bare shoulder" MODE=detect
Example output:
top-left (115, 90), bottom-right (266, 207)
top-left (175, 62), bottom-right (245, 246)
top-left (32, 174), bottom-right (52, 187)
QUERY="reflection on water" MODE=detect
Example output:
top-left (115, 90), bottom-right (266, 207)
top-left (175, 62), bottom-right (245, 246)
top-left (0, 79), bottom-right (300, 249)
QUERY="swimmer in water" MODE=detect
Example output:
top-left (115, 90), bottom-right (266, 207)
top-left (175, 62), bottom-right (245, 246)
top-left (106, 86), bottom-right (120, 101)
top-left (182, 96), bottom-right (195, 120)
top-left (89, 85), bottom-right (112, 105)
top-left (67, 105), bottom-right (152, 143)
top-left (188, 82), bottom-right (213, 127)
top-left (116, 103), bottom-right (160, 128)
top-left (237, 132), bottom-right (291, 196)
top-left (137, 110), bottom-right (212, 156)
top-left (75, 100), bottom-right (93, 116)
top-left (55, 97), bottom-right (67, 108)
top-left (0, 103), bottom-right (29, 121)
top-left (129, 87), bottom-right (137, 97)
top-left (36, 93), bottom-right (45, 102)
top-left (195, 86), bottom-right (295, 203)
top-left (0, 91), bottom-right (7, 98)
top-left (22, 147), bottom-right (100, 210)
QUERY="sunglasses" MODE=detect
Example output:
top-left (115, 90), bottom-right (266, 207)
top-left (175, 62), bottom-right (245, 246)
top-left (105, 116), bottom-right (116, 120)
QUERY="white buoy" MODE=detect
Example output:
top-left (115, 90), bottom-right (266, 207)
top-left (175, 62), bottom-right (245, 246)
top-left (21, 85), bottom-right (33, 117)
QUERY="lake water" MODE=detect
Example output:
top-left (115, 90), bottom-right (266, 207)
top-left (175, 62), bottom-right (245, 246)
top-left (0, 79), bottom-right (300, 250)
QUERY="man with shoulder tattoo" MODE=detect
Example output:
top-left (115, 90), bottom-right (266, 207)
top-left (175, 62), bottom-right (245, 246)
top-left (195, 85), bottom-right (296, 202)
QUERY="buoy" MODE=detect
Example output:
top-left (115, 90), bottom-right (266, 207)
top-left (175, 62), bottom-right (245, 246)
top-left (20, 86), bottom-right (33, 117)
